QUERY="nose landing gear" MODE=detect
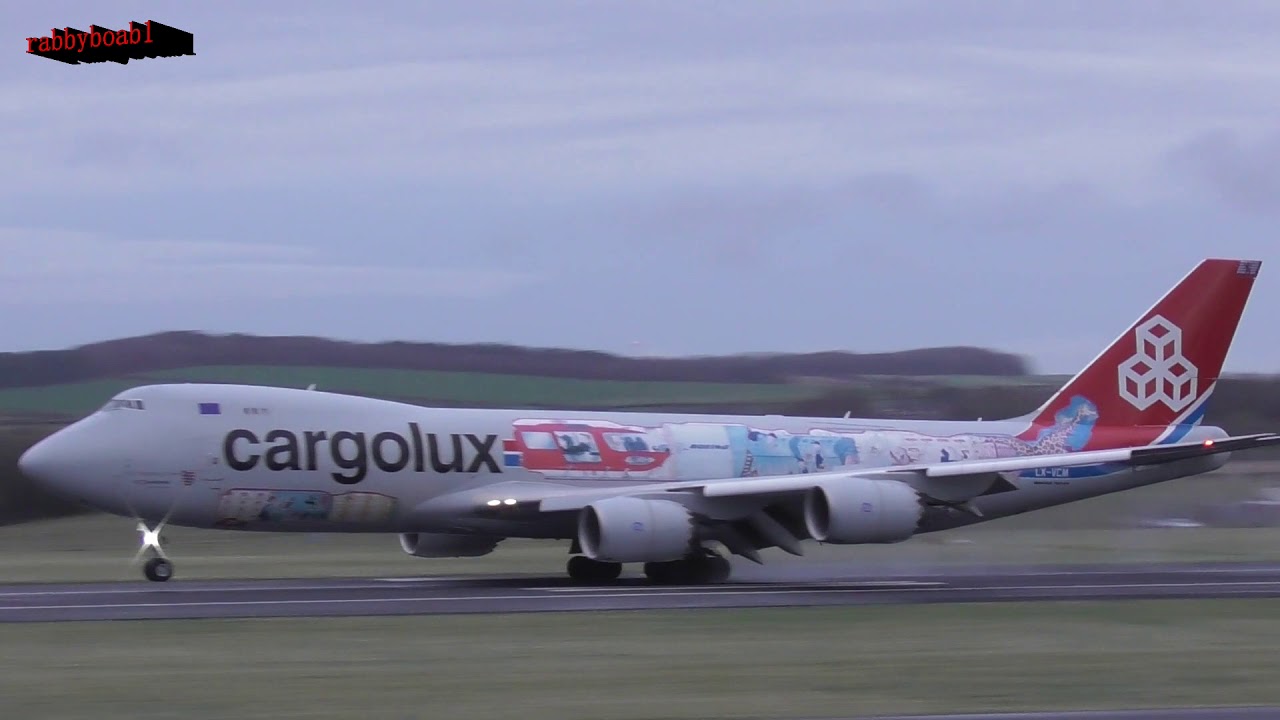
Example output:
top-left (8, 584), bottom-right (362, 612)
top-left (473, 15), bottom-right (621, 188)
top-left (143, 556), bottom-right (174, 582)
top-left (135, 522), bottom-right (174, 582)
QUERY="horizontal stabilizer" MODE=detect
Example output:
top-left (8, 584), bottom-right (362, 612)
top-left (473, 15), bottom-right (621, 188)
top-left (1126, 433), bottom-right (1280, 465)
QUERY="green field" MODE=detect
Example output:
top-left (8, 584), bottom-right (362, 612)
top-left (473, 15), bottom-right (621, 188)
top-left (3, 601), bottom-right (1279, 719)
top-left (0, 365), bottom-right (828, 417)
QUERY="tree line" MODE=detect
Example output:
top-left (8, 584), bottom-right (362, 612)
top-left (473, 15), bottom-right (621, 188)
top-left (0, 331), bottom-right (1029, 389)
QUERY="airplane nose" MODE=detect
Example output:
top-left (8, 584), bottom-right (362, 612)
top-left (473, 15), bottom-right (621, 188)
top-left (18, 429), bottom-right (88, 497)
top-left (19, 436), bottom-right (53, 482)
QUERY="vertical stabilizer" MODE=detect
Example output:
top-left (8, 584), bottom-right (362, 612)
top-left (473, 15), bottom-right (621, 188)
top-left (1014, 258), bottom-right (1260, 447)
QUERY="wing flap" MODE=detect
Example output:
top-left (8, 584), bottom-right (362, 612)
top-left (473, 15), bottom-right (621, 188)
top-left (916, 448), bottom-right (1134, 478)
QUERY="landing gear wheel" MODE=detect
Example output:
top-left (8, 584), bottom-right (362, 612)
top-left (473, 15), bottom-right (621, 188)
top-left (643, 561), bottom-right (680, 584)
top-left (644, 551), bottom-right (731, 585)
top-left (566, 556), bottom-right (622, 583)
top-left (701, 554), bottom-right (732, 584)
top-left (143, 557), bottom-right (174, 582)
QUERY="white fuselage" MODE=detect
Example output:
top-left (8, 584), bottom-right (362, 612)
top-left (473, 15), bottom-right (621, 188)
top-left (26, 383), bottom-right (1229, 537)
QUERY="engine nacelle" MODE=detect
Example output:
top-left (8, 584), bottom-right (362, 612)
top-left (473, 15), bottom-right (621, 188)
top-left (398, 532), bottom-right (501, 558)
top-left (578, 496), bottom-right (695, 563)
top-left (803, 478), bottom-right (923, 544)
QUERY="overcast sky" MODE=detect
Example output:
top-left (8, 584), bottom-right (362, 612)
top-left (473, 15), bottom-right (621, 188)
top-left (5, 1), bottom-right (1280, 373)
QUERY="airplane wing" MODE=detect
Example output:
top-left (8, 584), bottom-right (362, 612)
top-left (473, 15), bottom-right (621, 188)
top-left (416, 432), bottom-right (1280, 517)
top-left (405, 433), bottom-right (1280, 563)
top-left (694, 431), bottom-right (1280, 503)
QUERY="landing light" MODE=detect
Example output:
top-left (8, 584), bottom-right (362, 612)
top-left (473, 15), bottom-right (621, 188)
top-left (137, 522), bottom-right (163, 550)
top-left (486, 499), bottom-right (501, 507)
top-left (503, 498), bottom-right (517, 506)
top-left (1204, 439), bottom-right (1215, 447)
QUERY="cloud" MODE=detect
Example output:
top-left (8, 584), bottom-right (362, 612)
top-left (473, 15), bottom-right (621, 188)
top-left (4, 2), bottom-right (1280, 371)
top-left (3, 51), bottom-right (973, 195)
top-left (1164, 129), bottom-right (1280, 215)
top-left (620, 173), bottom-right (935, 268)
top-left (0, 229), bottom-right (537, 305)
top-left (24, 3), bottom-right (1252, 198)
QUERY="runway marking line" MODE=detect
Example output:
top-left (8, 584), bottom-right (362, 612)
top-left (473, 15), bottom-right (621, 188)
top-left (0, 578), bottom-right (472, 598)
top-left (5, 567), bottom-right (1280, 599)
top-left (537, 581), bottom-right (950, 592)
top-left (535, 580), bottom-right (1280, 594)
top-left (0, 580), bottom-right (901, 598)
top-left (6, 580), bottom-right (1280, 612)
top-left (373, 577), bottom-right (505, 583)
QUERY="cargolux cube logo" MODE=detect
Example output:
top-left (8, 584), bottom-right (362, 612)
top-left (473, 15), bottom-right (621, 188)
top-left (1117, 315), bottom-right (1198, 412)
top-left (26, 21), bottom-right (193, 65)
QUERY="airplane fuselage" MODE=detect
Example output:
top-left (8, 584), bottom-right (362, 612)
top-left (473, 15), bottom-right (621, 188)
top-left (16, 257), bottom-right (1268, 585)
top-left (44, 383), bottom-right (1229, 537)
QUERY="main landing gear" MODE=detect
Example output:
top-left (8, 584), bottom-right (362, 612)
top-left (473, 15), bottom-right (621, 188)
top-left (566, 556), bottom-right (622, 583)
top-left (135, 522), bottom-right (174, 582)
top-left (565, 549), bottom-right (731, 585)
top-left (643, 549), bottom-right (731, 585)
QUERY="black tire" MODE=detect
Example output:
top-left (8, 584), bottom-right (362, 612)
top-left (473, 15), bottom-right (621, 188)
top-left (143, 557), bottom-right (173, 582)
top-left (705, 555), bottom-right (732, 584)
top-left (567, 556), bottom-right (621, 583)
top-left (643, 561), bottom-right (673, 584)
top-left (645, 553), bottom-right (731, 585)
top-left (593, 560), bottom-right (622, 582)
top-left (644, 560), bottom-right (689, 585)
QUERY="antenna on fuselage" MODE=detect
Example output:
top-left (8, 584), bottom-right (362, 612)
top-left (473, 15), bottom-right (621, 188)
top-left (306, 384), bottom-right (317, 391)
top-left (843, 411), bottom-right (851, 418)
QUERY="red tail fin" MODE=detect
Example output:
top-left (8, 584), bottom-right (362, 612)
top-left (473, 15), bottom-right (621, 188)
top-left (1017, 258), bottom-right (1260, 446)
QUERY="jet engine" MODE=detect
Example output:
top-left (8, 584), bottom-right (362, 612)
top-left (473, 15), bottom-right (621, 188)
top-left (577, 496), bottom-right (695, 563)
top-left (803, 478), bottom-right (923, 544)
top-left (399, 532), bottom-right (501, 558)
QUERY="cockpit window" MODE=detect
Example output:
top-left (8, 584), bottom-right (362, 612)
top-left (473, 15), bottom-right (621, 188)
top-left (101, 398), bottom-right (145, 412)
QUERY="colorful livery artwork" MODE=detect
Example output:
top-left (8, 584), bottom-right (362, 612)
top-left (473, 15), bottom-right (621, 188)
top-left (502, 404), bottom-right (1103, 482)
top-left (506, 421), bottom-right (672, 479)
top-left (215, 489), bottom-right (397, 527)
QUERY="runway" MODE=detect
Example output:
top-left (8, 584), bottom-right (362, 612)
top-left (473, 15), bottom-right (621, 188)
top-left (4, 561), bottom-right (1280, 622)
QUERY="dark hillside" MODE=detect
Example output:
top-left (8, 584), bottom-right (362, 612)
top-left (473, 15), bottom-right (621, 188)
top-left (0, 332), bottom-right (1029, 389)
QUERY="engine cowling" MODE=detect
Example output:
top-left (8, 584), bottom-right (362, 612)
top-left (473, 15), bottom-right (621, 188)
top-left (399, 532), bottom-right (501, 558)
top-left (578, 496), bottom-right (695, 563)
top-left (803, 478), bottom-right (923, 544)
